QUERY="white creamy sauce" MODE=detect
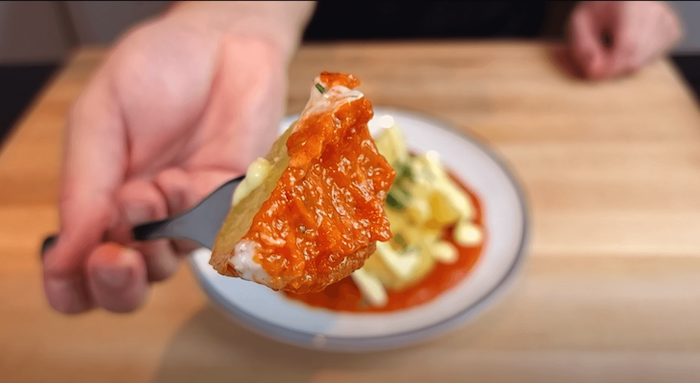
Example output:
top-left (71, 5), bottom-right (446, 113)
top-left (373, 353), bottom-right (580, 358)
top-left (299, 77), bottom-right (364, 125)
top-left (229, 240), bottom-right (271, 285)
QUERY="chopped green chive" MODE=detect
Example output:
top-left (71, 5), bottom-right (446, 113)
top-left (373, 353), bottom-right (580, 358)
top-left (386, 187), bottom-right (410, 211)
top-left (315, 83), bottom-right (326, 93)
top-left (400, 163), bottom-right (413, 181)
top-left (394, 233), bottom-right (407, 249)
top-left (386, 193), bottom-right (403, 210)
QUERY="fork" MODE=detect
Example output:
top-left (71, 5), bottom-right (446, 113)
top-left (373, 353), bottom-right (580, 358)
top-left (40, 176), bottom-right (244, 256)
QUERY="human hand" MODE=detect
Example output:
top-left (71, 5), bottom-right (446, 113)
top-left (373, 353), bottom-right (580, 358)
top-left (567, 1), bottom-right (681, 80)
top-left (42, 2), bottom-right (315, 314)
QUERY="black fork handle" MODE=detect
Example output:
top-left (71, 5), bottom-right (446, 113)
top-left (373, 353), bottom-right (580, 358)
top-left (41, 235), bottom-right (58, 259)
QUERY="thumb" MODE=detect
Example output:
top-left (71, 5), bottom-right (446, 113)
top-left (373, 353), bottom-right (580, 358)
top-left (568, 4), bottom-right (606, 79)
top-left (43, 76), bottom-right (126, 313)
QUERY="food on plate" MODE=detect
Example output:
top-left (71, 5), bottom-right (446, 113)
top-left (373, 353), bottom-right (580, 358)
top-left (210, 72), bottom-right (396, 294)
top-left (286, 121), bottom-right (486, 311)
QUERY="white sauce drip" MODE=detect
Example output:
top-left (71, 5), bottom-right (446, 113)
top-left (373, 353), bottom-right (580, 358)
top-left (229, 240), bottom-right (271, 285)
top-left (299, 77), bottom-right (364, 125)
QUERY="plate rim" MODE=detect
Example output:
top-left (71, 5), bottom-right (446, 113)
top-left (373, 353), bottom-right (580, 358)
top-left (189, 106), bottom-right (531, 352)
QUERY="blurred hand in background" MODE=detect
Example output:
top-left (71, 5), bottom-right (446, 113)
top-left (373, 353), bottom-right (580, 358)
top-left (42, 1), bottom-right (315, 314)
top-left (567, 1), bottom-right (681, 80)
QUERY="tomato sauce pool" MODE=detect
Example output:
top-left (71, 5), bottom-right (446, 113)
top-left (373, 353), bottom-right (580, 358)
top-left (284, 171), bottom-right (485, 312)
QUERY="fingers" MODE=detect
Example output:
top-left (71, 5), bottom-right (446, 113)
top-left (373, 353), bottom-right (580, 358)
top-left (154, 168), bottom-right (203, 254)
top-left (43, 74), bottom-right (126, 314)
top-left (110, 169), bottom-right (212, 283)
top-left (155, 168), bottom-right (199, 215)
top-left (567, 1), bottom-right (682, 80)
top-left (609, 2), bottom-right (642, 77)
top-left (186, 168), bottom-right (241, 198)
top-left (629, 2), bottom-right (682, 69)
top-left (43, 274), bottom-right (94, 314)
top-left (568, 4), bottom-right (607, 79)
top-left (115, 178), bottom-right (182, 282)
top-left (662, 3), bottom-right (683, 47)
top-left (86, 243), bottom-right (148, 313)
top-left (609, 30), bottom-right (637, 77)
top-left (608, 1), bottom-right (682, 77)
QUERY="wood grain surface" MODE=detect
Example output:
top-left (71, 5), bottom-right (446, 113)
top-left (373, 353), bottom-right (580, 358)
top-left (2, 41), bottom-right (700, 383)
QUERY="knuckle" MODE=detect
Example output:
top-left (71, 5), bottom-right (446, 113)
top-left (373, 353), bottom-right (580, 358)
top-left (140, 240), bottom-right (181, 282)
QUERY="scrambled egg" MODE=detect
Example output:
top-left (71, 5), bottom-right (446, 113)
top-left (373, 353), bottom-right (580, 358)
top-left (353, 120), bottom-right (484, 306)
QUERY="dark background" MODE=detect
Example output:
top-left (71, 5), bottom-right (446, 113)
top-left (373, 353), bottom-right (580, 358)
top-left (1, 1), bottom-right (699, 148)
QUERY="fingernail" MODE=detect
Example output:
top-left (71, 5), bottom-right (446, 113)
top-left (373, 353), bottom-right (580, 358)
top-left (95, 266), bottom-right (132, 289)
top-left (44, 276), bottom-right (92, 314)
top-left (124, 204), bottom-right (153, 225)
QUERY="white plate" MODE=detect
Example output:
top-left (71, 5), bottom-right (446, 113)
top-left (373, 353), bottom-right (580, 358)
top-left (189, 107), bottom-right (529, 352)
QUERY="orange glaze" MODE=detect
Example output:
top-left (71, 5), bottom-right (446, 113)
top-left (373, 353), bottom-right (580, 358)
top-left (242, 73), bottom-right (396, 294)
top-left (284, 171), bottom-right (485, 312)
